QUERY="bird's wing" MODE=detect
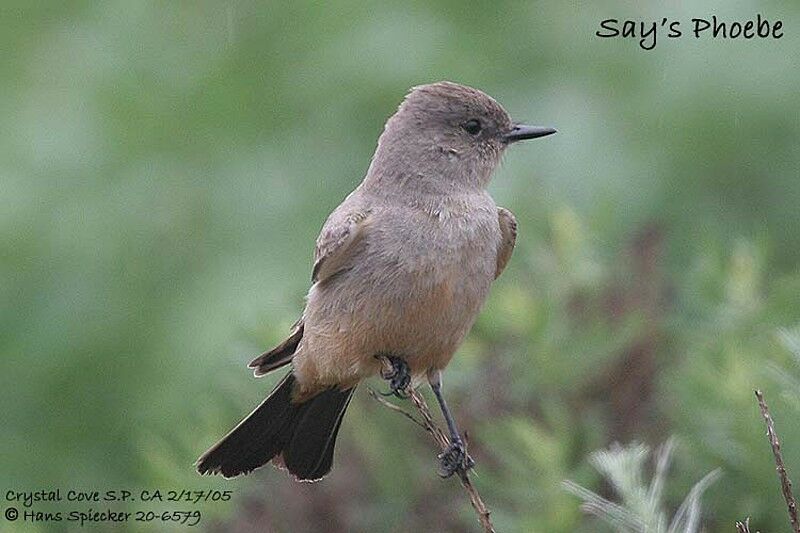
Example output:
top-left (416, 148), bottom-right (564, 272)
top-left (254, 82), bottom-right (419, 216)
top-left (248, 318), bottom-right (304, 376)
top-left (495, 207), bottom-right (517, 279)
top-left (312, 209), bottom-right (371, 284)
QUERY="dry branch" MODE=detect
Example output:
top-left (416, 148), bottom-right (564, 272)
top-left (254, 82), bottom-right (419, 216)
top-left (755, 389), bottom-right (800, 533)
top-left (370, 356), bottom-right (495, 533)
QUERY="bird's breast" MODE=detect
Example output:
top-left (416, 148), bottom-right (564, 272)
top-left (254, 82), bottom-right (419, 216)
top-left (299, 196), bottom-right (501, 383)
top-left (368, 202), bottom-right (500, 322)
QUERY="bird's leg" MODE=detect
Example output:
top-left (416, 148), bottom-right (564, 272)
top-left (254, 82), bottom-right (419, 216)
top-left (428, 369), bottom-right (475, 478)
top-left (377, 354), bottom-right (411, 398)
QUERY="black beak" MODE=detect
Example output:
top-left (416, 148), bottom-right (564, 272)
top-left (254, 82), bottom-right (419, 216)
top-left (503, 124), bottom-right (557, 143)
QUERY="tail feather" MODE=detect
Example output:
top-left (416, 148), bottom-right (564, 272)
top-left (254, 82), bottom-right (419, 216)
top-left (196, 372), bottom-right (297, 477)
top-left (248, 321), bottom-right (304, 376)
top-left (306, 393), bottom-right (351, 480)
top-left (283, 385), bottom-right (355, 480)
top-left (196, 371), bottom-right (354, 481)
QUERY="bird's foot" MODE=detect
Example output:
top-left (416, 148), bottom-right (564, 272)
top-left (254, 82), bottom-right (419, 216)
top-left (437, 438), bottom-right (475, 478)
top-left (378, 355), bottom-right (412, 398)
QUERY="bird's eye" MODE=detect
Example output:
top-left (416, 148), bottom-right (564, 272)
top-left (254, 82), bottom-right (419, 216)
top-left (462, 119), bottom-right (482, 135)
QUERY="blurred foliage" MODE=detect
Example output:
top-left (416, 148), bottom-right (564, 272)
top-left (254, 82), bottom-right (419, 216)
top-left (772, 327), bottom-right (800, 408)
top-left (564, 439), bottom-right (721, 532)
top-left (1, 1), bottom-right (799, 532)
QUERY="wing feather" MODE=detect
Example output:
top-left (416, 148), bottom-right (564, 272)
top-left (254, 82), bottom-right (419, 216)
top-left (312, 210), bottom-right (370, 284)
top-left (495, 207), bottom-right (517, 279)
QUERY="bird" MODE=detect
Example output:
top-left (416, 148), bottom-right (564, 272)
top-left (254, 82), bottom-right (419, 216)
top-left (196, 81), bottom-right (556, 482)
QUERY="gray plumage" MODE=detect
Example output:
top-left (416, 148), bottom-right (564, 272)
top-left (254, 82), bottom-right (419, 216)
top-left (197, 81), bottom-right (555, 481)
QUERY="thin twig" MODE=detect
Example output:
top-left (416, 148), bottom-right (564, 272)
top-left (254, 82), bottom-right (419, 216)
top-left (373, 356), bottom-right (496, 533)
top-left (755, 389), bottom-right (800, 533)
top-left (366, 388), bottom-right (427, 431)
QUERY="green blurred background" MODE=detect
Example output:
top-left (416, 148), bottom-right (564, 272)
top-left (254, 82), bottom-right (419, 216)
top-left (2, 1), bottom-right (799, 531)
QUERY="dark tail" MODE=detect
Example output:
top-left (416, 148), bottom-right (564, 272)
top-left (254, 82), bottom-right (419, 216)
top-left (196, 372), bottom-right (355, 481)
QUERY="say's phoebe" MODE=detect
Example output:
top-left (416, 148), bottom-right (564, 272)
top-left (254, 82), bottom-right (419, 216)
top-left (196, 81), bottom-right (556, 481)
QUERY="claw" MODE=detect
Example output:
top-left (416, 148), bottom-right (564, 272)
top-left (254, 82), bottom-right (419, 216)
top-left (378, 355), bottom-right (412, 398)
top-left (437, 439), bottom-right (475, 478)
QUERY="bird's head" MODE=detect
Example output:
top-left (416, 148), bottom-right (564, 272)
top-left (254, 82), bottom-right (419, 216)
top-left (367, 81), bottom-right (555, 194)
